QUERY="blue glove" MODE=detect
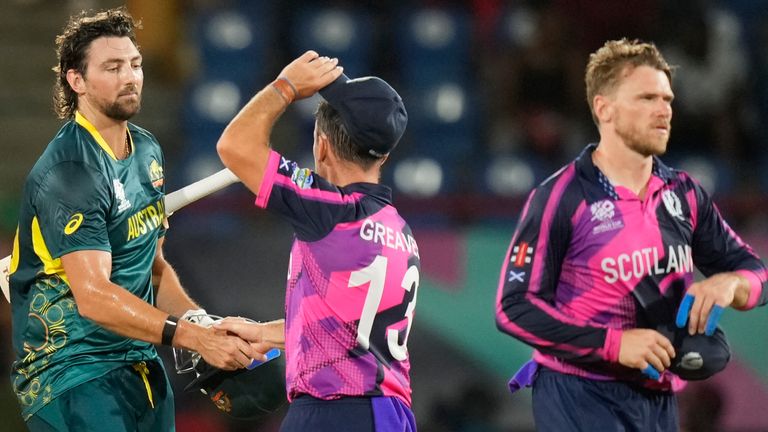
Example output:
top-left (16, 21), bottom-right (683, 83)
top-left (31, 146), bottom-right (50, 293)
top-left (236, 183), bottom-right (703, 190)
top-left (675, 293), bottom-right (724, 336)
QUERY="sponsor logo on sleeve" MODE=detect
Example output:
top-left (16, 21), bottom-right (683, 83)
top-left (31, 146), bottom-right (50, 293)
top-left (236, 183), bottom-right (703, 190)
top-left (511, 242), bottom-right (532, 268)
top-left (290, 167), bottom-right (314, 189)
top-left (64, 213), bottom-right (84, 235)
top-left (279, 157), bottom-right (295, 172)
top-left (508, 270), bottom-right (526, 282)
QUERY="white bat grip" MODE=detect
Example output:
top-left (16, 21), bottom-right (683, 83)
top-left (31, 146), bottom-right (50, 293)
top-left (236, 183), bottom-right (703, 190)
top-left (165, 168), bottom-right (239, 215)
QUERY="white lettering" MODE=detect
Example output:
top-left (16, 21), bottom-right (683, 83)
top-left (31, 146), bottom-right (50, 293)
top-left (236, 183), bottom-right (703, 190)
top-left (666, 245), bottom-right (679, 273)
top-left (385, 226), bottom-right (395, 249)
top-left (680, 245), bottom-right (693, 273)
top-left (641, 248), bottom-right (654, 277)
top-left (653, 246), bottom-right (664, 274)
top-left (631, 251), bottom-right (644, 278)
top-left (394, 230), bottom-right (405, 251)
top-left (358, 219), bottom-right (420, 258)
top-left (374, 223), bottom-right (386, 246)
top-left (618, 254), bottom-right (632, 282)
top-left (602, 244), bottom-right (694, 283)
top-left (360, 219), bottom-right (374, 241)
top-left (602, 257), bottom-right (618, 283)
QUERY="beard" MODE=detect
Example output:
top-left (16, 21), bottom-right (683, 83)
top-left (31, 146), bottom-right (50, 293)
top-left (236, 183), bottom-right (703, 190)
top-left (103, 93), bottom-right (141, 121)
top-left (615, 114), bottom-right (670, 157)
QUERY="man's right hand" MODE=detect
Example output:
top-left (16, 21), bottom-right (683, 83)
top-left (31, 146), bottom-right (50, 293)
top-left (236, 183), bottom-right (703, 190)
top-left (618, 328), bottom-right (676, 378)
top-left (278, 50), bottom-right (344, 100)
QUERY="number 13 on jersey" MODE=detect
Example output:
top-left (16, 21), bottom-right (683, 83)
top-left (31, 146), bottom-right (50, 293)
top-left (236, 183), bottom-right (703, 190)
top-left (349, 255), bottom-right (419, 361)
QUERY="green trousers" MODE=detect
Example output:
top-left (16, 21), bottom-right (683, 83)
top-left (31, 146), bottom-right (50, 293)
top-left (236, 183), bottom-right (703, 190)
top-left (26, 360), bottom-right (175, 432)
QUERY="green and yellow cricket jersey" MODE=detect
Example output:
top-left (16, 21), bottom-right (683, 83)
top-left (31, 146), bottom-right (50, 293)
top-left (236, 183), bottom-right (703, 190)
top-left (9, 112), bottom-right (167, 420)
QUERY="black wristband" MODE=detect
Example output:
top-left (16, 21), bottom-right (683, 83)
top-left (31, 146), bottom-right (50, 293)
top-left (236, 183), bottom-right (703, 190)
top-left (161, 315), bottom-right (179, 346)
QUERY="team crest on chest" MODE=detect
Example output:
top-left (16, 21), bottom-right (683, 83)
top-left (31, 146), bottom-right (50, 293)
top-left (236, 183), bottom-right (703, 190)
top-left (113, 179), bottom-right (132, 213)
top-left (148, 159), bottom-right (164, 188)
top-left (662, 190), bottom-right (685, 221)
top-left (590, 200), bottom-right (623, 234)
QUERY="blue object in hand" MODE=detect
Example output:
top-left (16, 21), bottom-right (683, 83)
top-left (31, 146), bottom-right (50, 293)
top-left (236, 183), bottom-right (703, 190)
top-left (642, 365), bottom-right (660, 380)
top-left (246, 348), bottom-right (281, 370)
top-left (675, 293), bottom-right (695, 328)
top-left (705, 305), bottom-right (724, 336)
top-left (675, 293), bottom-right (724, 336)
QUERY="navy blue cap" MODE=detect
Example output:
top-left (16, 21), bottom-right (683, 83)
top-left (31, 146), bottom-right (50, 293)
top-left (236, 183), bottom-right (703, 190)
top-left (184, 355), bottom-right (286, 419)
top-left (319, 73), bottom-right (408, 157)
top-left (656, 323), bottom-right (731, 381)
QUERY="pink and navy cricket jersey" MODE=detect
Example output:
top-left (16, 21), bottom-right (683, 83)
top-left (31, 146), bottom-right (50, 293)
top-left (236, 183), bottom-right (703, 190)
top-left (256, 150), bottom-right (420, 407)
top-left (496, 144), bottom-right (767, 389)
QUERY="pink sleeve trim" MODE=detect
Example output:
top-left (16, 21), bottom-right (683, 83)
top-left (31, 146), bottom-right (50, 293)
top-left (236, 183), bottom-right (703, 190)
top-left (254, 150), bottom-right (281, 208)
top-left (602, 327), bottom-right (622, 362)
top-left (733, 269), bottom-right (762, 310)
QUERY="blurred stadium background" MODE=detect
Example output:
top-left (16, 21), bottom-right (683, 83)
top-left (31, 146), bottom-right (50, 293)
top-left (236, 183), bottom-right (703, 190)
top-left (1, 0), bottom-right (768, 430)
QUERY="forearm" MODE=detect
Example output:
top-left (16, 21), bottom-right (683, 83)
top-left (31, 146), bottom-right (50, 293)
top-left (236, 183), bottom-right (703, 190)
top-left (154, 259), bottom-right (199, 316)
top-left (76, 279), bottom-right (170, 345)
top-left (217, 83), bottom-right (289, 194)
top-left (496, 292), bottom-right (611, 363)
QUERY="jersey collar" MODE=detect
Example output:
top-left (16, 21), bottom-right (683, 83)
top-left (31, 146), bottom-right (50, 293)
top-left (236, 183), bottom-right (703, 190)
top-left (74, 111), bottom-right (132, 161)
top-left (576, 143), bottom-right (675, 201)
top-left (342, 182), bottom-right (393, 205)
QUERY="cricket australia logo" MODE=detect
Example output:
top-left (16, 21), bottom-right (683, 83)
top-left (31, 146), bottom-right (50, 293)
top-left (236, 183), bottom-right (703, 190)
top-left (591, 200), bottom-right (623, 234)
top-left (113, 179), bottom-right (132, 213)
top-left (148, 159), bottom-right (164, 188)
top-left (662, 190), bottom-right (685, 221)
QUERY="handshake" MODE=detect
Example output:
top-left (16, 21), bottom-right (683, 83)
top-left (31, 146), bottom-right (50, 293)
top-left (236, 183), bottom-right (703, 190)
top-left (172, 310), bottom-right (287, 419)
top-left (174, 309), bottom-right (285, 372)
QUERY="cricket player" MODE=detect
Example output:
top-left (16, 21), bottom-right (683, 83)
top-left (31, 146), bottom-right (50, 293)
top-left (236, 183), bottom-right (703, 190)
top-left (216, 52), bottom-right (420, 431)
top-left (9, 8), bottom-right (254, 431)
top-left (495, 38), bottom-right (767, 431)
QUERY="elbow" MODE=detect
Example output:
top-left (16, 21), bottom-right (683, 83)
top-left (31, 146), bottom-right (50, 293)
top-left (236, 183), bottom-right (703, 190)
top-left (216, 135), bottom-right (237, 169)
top-left (495, 299), bottom-right (514, 334)
top-left (217, 133), bottom-right (255, 177)
top-left (70, 284), bottom-right (110, 325)
top-left (495, 293), bottom-right (528, 335)
top-left (74, 294), bottom-right (100, 322)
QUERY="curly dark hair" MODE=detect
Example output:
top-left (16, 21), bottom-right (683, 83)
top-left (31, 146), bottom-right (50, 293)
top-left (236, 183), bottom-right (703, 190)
top-left (315, 101), bottom-right (382, 170)
top-left (52, 7), bottom-right (141, 119)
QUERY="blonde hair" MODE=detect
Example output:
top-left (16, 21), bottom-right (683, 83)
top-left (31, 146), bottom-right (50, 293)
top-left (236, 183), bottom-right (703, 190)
top-left (585, 38), bottom-right (672, 125)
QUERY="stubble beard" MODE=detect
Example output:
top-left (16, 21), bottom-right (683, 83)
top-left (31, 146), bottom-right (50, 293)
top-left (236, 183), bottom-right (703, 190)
top-left (615, 117), bottom-right (669, 158)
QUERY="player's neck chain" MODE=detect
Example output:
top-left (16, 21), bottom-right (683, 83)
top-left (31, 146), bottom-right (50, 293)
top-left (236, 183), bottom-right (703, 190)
top-left (124, 133), bottom-right (131, 159)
